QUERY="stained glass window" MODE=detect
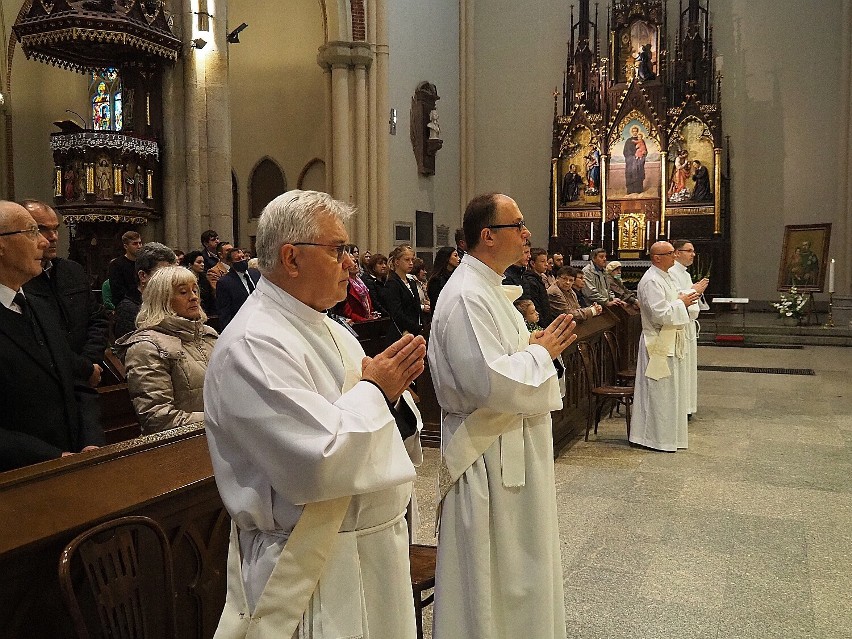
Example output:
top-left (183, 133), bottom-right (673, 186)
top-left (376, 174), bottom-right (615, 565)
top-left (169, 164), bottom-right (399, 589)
top-left (89, 69), bottom-right (123, 131)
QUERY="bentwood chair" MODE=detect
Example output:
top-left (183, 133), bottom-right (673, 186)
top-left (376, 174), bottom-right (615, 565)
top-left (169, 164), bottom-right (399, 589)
top-left (577, 342), bottom-right (634, 441)
top-left (409, 544), bottom-right (437, 639)
top-left (59, 516), bottom-right (178, 639)
top-left (603, 330), bottom-right (636, 386)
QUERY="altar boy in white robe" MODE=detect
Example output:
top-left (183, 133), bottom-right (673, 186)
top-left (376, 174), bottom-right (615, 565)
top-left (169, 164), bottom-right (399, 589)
top-left (205, 190), bottom-right (427, 639)
top-left (671, 239), bottom-right (709, 417)
top-left (629, 241), bottom-right (701, 452)
top-left (428, 193), bottom-right (578, 639)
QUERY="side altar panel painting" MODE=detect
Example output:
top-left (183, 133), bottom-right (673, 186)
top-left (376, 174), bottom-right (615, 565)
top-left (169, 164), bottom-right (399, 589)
top-left (667, 118), bottom-right (714, 204)
top-left (559, 126), bottom-right (601, 207)
top-left (615, 20), bottom-right (659, 83)
top-left (607, 115), bottom-right (660, 199)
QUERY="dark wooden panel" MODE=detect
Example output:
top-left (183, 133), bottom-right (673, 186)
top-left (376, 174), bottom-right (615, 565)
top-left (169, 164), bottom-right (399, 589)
top-left (0, 427), bottom-right (228, 639)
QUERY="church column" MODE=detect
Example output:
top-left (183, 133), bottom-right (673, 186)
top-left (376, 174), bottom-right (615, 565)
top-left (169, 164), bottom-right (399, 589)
top-left (203, 0), bottom-right (233, 240)
top-left (352, 44), bottom-right (373, 247)
top-left (162, 58), bottom-right (187, 249)
top-left (367, 0), bottom-right (379, 251)
top-left (459, 0), bottom-right (476, 212)
top-left (183, 31), bottom-right (203, 253)
top-left (374, 0), bottom-right (391, 252)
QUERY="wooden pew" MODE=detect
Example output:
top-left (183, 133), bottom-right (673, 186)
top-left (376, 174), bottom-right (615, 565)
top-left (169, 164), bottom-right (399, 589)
top-left (0, 426), bottom-right (228, 639)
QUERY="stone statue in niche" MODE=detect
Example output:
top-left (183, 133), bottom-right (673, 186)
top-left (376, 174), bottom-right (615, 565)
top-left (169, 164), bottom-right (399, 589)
top-left (134, 167), bottom-right (144, 201)
top-left (410, 81), bottom-right (443, 176)
top-left (124, 163), bottom-right (135, 203)
top-left (96, 157), bottom-right (112, 200)
top-left (428, 109), bottom-right (441, 140)
top-left (634, 43), bottom-right (656, 81)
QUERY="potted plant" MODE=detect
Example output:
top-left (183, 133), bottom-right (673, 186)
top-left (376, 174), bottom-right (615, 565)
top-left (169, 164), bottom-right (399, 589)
top-left (576, 239), bottom-right (593, 261)
top-left (772, 286), bottom-right (807, 325)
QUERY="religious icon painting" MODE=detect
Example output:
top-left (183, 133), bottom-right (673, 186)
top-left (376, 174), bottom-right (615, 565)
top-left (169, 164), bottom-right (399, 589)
top-left (777, 223), bottom-right (832, 292)
top-left (607, 115), bottom-right (661, 200)
top-left (667, 118), bottom-right (714, 205)
top-left (558, 126), bottom-right (601, 208)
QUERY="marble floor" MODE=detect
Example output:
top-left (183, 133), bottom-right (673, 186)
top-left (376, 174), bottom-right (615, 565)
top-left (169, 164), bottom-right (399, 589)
top-left (411, 344), bottom-right (852, 638)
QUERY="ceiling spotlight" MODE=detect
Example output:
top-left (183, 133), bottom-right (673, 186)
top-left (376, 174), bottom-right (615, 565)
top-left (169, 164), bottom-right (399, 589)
top-left (191, 37), bottom-right (207, 50)
top-left (227, 22), bottom-right (248, 44)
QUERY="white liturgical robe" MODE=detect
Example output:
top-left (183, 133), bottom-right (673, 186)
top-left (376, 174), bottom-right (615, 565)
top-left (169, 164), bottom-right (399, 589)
top-left (205, 277), bottom-right (420, 639)
top-left (427, 255), bottom-right (566, 639)
top-left (629, 265), bottom-right (690, 451)
top-left (670, 261), bottom-right (700, 414)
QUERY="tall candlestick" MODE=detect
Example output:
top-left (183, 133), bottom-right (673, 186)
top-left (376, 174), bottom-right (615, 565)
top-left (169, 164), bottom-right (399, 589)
top-left (655, 221), bottom-right (660, 238)
top-left (667, 220), bottom-right (672, 238)
top-left (828, 258), bottom-right (835, 293)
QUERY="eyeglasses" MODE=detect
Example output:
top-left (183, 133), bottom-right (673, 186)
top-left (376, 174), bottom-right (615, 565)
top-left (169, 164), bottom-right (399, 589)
top-left (0, 227), bottom-right (41, 240)
top-left (487, 221), bottom-right (527, 231)
top-left (677, 248), bottom-right (695, 253)
top-left (292, 242), bottom-right (350, 262)
top-left (38, 225), bottom-right (60, 236)
top-left (651, 250), bottom-right (676, 256)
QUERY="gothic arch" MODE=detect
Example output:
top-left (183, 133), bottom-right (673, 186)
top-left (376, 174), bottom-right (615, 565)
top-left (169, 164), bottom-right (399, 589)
top-left (321, 0), bottom-right (366, 42)
top-left (249, 156), bottom-right (287, 219)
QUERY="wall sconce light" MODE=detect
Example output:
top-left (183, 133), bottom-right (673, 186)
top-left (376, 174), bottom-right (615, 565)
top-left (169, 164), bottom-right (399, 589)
top-left (227, 22), bottom-right (248, 44)
top-left (191, 37), bottom-right (208, 49)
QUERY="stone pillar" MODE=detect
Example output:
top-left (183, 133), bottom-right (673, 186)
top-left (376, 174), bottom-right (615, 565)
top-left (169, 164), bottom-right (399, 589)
top-left (839, 0), bottom-right (852, 293)
top-left (374, 0), bottom-right (391, 253)
top-left (459, 0), bottom-right (476, 213)
top-left (203, 0), bottom-right (233, 240)
top-left (367, 0), bottom-right (380, 251)
top-left (318, 41), bottom-right (374, 246)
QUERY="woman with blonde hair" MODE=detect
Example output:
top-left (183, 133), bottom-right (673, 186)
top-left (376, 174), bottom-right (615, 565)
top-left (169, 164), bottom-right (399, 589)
top-left (115, 265), bottom-right (218, 434)
top-left (384, 244), bottom-right (423, 335)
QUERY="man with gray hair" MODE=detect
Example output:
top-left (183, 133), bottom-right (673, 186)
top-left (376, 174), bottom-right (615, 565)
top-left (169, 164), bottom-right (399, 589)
top-left (205, 190), bottom-right (426, 638)
top-left (582, 247), bottom-right (627, 307)
top-left (112, 242), bottom-right (176, 339)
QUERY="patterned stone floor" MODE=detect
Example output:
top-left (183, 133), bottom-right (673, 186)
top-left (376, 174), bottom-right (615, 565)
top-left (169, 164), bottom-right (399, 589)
top-left (412, 344), bottom-right (852, 638)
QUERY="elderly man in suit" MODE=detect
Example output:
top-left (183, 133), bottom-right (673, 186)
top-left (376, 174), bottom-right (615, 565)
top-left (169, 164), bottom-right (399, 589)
top-left (0, 200), bottom-right (103, 472)
top-left (216, 247), bottom-right (261, 329)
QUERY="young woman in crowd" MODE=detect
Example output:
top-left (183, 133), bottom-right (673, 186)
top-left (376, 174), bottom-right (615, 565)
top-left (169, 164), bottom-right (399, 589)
top-left (181, 250), bottom-right (216, 315)
top-left (362, 253), bottom-right (389, 315)
top-left (411, 257), bottom-right (431, 317)
top-left (115, 266), bottom-right (218, 434)
top-left (427, 246), bottom-right (460, 308)
top-left (384, 244), bottom-right (423, 335)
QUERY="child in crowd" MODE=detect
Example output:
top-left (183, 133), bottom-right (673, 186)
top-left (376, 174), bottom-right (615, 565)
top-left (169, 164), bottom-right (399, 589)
top-left (515, 298), bottom-right (565, 383)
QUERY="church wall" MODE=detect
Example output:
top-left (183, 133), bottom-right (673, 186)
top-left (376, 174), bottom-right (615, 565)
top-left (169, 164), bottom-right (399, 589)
top-left (385, 0), bottom-right (460, 258)
top-left (471, 0), bottom-right (850, 300)
top-left (227, 0), bottom-right (327, 248)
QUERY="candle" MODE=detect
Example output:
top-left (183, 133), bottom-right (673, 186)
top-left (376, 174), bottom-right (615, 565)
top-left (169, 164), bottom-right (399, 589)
top-left (611, 221), bottom-right (615, 241)
top-left (646, 221), bottom-right (651, 241)
top-left (601, 222), bottom-right (605, 245)
top-left (590, 222), bottom-right (594, 241)
top-left (828, 258), bottom-right (835, 293)
top-left (655, 221), bottom-right (660, 238)
top-left (667, 220), bottom-right (671, 238)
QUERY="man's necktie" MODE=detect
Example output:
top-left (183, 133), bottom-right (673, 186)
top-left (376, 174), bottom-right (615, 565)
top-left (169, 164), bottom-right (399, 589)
top-left (13, 292), bottom-right (29, 318)
top-left (244, 273), bottom-right (255, 293)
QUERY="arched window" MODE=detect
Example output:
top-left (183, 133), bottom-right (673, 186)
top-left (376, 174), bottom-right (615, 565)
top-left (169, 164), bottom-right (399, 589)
top-left (90, 69), bottom-right (122, 131)
top-left (249, 157), bottom-right (286, 218)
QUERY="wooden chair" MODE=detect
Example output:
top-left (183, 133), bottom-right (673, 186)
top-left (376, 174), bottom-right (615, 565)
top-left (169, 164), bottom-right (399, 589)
top-left (409, 544), bottom-right (437, 639)
top-left (59, 516), bottom-right (178, 639)
top-left (603, 330), bottom-right (636, 386)
top-left (577, 342), bottom-right (634, 441)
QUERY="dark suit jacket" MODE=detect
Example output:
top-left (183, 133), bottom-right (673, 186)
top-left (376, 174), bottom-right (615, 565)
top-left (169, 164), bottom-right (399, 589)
top-left (24, 258), bottom-right (108, 381)
top-left (216, 268), bottom-right (260, 329)
top-left (522, 269), bottom-right (555, 326)
top-left (0, 295), bottom-right (102, 471)
top-left (383, 272), bottom-right (422, 335)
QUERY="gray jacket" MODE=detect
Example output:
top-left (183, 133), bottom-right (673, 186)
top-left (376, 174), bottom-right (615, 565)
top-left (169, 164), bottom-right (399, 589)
top-left (115, 316), bottom-right (218, 435)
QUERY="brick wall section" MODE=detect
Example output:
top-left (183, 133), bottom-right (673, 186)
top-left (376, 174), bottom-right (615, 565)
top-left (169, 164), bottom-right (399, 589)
top-left (351, 0), bottom-right (366, 41)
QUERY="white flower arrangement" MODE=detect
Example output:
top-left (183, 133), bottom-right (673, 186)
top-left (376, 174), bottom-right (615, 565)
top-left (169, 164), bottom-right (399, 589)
top-left (772, 286), bottom-right (807, 319)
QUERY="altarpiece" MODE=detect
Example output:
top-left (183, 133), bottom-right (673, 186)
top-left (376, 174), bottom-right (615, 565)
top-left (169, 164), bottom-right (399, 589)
top-left (550, 0), bottom-right (729, 293)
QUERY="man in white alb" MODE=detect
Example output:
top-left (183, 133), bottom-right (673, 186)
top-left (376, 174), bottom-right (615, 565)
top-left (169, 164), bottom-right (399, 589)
top-left (629, 241), bottom-right (700, 451)
top-left (428, 192), bottom-right (577, 639)
top-left (205, 190), bottom-right (427, 639)
top-left (671, 239), bottom-right (708, 417)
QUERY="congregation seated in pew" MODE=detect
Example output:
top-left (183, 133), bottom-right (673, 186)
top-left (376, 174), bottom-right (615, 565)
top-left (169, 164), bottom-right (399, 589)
top-left (115, 266), bottom-right (218, 435)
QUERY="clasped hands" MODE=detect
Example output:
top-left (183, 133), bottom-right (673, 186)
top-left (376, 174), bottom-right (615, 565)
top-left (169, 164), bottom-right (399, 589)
top-left (530, 313), bottom-right (578, 359)
top-left (361, 334), bottom-right (427, 403)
